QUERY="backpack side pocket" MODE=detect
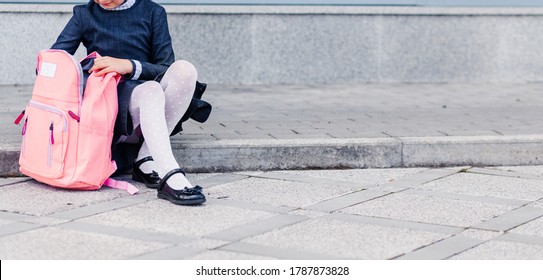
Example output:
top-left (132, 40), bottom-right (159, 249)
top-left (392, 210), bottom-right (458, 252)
top-left (19, 101), bottom-right (69, 179)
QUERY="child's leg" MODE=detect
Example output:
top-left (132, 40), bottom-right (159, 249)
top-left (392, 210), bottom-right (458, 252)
top-left (129, 61), bottom-right (197, 189)
top-left (129, 81), bottom-right (191, 189)
top-left (160, 60), bottom-right (197, 133)
top-left (135, 61), bottom-right (197, 170)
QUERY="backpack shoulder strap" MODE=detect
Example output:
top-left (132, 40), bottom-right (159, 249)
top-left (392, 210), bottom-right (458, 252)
top-left (103, 178), bottom-right (139, 195)
top-left (103, 160), bottom-right (139, 195)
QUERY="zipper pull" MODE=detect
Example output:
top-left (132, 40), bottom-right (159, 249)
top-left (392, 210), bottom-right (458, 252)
top-left (68, 110), bottom-right (80, 122)
top-left (22, 118), bottom-right (28, 135)
top-left (14, 110), bottom-right (25, 125)
top-left (50, 122), bottom-right (54, 144)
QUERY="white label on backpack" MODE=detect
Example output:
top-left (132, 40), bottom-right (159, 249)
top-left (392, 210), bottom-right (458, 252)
top-left (40, 62), bottom-right (57, 78)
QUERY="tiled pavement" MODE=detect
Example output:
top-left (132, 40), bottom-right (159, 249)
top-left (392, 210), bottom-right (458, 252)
top-left (183, 83), bottom-right (543, 140)
top-left (2, 165), bottom-right (543, 260)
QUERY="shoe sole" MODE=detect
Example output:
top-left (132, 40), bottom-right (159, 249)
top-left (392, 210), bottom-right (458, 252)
top-left (157, 192), bottom-right (206, 206)
top-left (132, 174), bottom-right (159, 189)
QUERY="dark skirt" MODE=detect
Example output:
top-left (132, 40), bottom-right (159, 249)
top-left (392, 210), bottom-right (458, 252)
top-left (115, 79), bottom-right (143, 136)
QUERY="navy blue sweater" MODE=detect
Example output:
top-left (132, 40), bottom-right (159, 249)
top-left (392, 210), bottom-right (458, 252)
top-left (52, 0), bottom-right (174, 81)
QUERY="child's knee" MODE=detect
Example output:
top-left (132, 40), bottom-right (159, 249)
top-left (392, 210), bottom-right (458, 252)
top-left (133, 81), bottom-right (165, 104)
top-left (141, 81), bottom-right (162, 92)
top-left (171, 60), bottom-right (198, 80)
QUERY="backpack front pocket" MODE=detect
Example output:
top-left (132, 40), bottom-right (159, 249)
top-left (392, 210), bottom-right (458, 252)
top-left (19, 100), bottom-right (69, 179)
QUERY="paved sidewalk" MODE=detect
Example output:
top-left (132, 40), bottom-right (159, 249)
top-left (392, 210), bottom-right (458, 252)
top-left (3, 83), bottom-right (543, 174)
top-left (1, 165), bottom-right (543, 259)
top-left (194, 83), bottom-right (543, 140)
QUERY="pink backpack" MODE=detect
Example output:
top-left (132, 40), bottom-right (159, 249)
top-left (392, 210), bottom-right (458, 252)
top-left (14, 50), bottom-right (137, 194)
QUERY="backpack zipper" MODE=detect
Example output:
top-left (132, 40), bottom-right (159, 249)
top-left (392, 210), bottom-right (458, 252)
top-left (48, 122), bottom-right (54, 167)
top-left (21, 117), bottom-right (28, 158)
top-left (50, 122), bottom-right (55, 144)
top-left (14, 110), bottom-right (25, 125)
top-left (46, 49), bottom-right (84, 115)
top-left (28, 100), bottom-right (68, 133)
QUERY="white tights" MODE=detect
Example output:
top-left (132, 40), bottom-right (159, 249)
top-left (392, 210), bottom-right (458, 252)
top-left (129, 60), bottom-right (196, 189)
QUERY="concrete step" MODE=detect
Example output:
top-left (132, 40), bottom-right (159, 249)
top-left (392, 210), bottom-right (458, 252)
top-left (3, 135), bottom-right (543, 176)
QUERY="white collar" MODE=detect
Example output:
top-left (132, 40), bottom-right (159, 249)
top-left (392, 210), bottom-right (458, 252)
top-left (99, 0), bottom-right (136, 11)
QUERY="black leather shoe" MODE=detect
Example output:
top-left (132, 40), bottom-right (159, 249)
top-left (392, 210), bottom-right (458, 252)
top-left (132, 156), bottom-right (160, 189)
top-left (157, 168), bottom-right (206, 205)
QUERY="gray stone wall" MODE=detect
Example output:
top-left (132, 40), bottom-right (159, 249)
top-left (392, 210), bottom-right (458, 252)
top-left (2, 5), bottom-right (543, 85)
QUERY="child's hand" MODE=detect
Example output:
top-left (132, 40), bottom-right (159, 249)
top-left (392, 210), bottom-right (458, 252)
top-left (90, 56), bottom-right (133, 76)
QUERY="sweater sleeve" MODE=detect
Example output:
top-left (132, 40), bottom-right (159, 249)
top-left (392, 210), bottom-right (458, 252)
top-left (134, 6), bottom-right (175, 80)
top-left (51, 6), bottom-right (83, 54)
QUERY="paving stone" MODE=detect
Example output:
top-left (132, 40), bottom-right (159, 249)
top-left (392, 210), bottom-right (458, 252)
top-left (246, 171), bottom-right (358, 188)
top-left (0, 211), bottom-right (31, 221)
top-left (474, 207), bottom-right (543, 232)
top-left (208, 197), bottom-right (295, 213)
top-left (0, 222), bottom-right (43, 237)
top-left (185, 238), bottom-right (231, 250)
top-left (187, 249), bottom-right (276, 260)
top-left (0, 219), bottom-right (13, 227)
top-left (20, 216), bottom-right (70, 226)
top-left (48, 195), bottom-right (152, 220)
top-left (206, 214), bottom-right (308, 241)
top-left (59, 220), bottom-right (229, 252)
top-left (220, 242), bottom-right (339, 260)
top-left (383, 129), bottom-right (447, 137)
top-left (326, 130), bottom-right (386, 138)
top-left (509, 216), bottom-right (543, 236)
top-left (132, 245), bottom-right (205, 260)
top-left (437, 129), bottom-right (501, 137)
top-left (57, 221), bottom-right (197, 244)
top-left (268, 132), bottom-right (333, 139)
top-left (396, 235), bottom-right (484, 260)
top-left (0, 180), bottom-right (136, 216)
top-left (185, 173), bottom-right (223, 183)
top-left (207, 177), bottom-right (361, 208)
top-left (467, 167), bottom-right (540, 180)
top-left (211, 133), bottom-right (274, 140)
top-left (455, 229), bottom-right (503, 241)
top-left (528, 200), bottom-right (543, 208)
top-left (274, 168), bottom-right (428, 188)
top-left (442, 166), bottom-right (472, 171)
top-left (494, 165), bottom-right (543, 176)
top-left (242, 218), bottom-right (447, 259)
top-left (450, 240), bottom-right (543, 260)
top-left (326, 212), bottom-right (462, 234)
top-left (233, 171), bottom-right (266, 177)
top-left (403, 189), bottom-right (528, 207)
top-left (78, 200), bottom-right (275, 237)
top-left (287, 209), bottom-right (330, 218)
top-left (415, 173), bottom-right (543, 201)
top-left (497, 233), bottom-right (543, 246)
top-left (369, 168), bottom-right (461, 192)
top-left (341, 192), bottom-right (515, 227)
top-left (305, 190), bottom-right (390, 212)
top-left (0, 177), bottom-right (30, 187)
top-left (0, 227), bottom-right (170, 259)
top-left (196, 173), bottom-right (250, 188)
